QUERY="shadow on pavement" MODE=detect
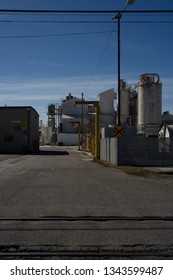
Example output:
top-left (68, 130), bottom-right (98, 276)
top-left (35, 150), bottom-right (69, 156)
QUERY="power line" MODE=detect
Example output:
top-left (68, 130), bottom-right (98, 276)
top-left (1, 20), bottom-right (173, 24)
top-left (0, 30), bottom-right (116, 39)
top-left (84, 23), bottom-right (116, 94)
top-left (0, 20), bottom-right (113, 23)
top-left (0, 9), bottom-right (173, 14)
top-left (122, 20), bottom-right (173, 24)
top-left (0, 9), bottom-right (116, 14)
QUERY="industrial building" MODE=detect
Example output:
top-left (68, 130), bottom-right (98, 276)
top-left (97, 88), bottom-right (116, 128)
top-left (100, 73), bottom-right (173, 166)
top-left (40, 72), bottom-right (173, 165)
top-left (116, 73), bottom-right (162, 137)
top-left (60, 93), bottom-right (88, 134)
top-left (100, 73), bottom-right (163, 139)
top-left (40, 90), bottom-right (117, 147)
top-left (0, 106), bottom-right (39, 153)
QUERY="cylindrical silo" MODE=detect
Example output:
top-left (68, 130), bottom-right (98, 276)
top-left (137, 73), bottom-right (162, 136)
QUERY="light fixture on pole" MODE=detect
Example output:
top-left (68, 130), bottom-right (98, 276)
top-left (112, 0), bottom-right (136, 125)
top-left (127, 0), bottom-right (136, 5)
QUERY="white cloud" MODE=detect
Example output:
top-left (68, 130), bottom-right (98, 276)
top-left (0, 73), bottom-right (173, 122)
top-left (29, 61), bottom-right (68, 68)
top-left (0, 74), bottom-right (117, 101)
top-left (0, 74), bottom-right (116, 122)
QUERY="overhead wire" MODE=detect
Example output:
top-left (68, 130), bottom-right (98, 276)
top-left (0, 30), bottom-right (116, 39)
top-left (0, 8), bottom-right (172, 110)
top-left (0, 20), bottom-right (113, 23)
top-left (122, 20), bottom-right (173, 24)
top-left (0, 9), bottom-right (173, 13)
top-left (0, 20), bottom-right (173, 24)
top-left (83, 22), bottom-right (116, 95)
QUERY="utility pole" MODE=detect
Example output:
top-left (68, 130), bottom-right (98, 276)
top-left (112, 0), bottom-right (136, 125)
top-left (117, 12), bottom-right (121, 126)
top-left (76, 101), bottom-right (100, 160)
top-left (81, 92), bottom-right (84, 150)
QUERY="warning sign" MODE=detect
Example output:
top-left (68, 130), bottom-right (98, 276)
top-left (113, 125), bottom-right (125, 138)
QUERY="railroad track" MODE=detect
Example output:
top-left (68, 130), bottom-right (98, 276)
top-left (0, 216), bottom-right (172, 259)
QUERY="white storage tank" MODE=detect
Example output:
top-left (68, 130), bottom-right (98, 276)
top-left (137, 73), bottom-right (162, 136)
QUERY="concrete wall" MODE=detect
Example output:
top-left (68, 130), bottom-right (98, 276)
top-left (100, 137), bottom-right (173, 167)
top-left (100, 138), bottom-right (109, 162)
top-left (110, 138), bottom-right (118, 165)
top-left (57, 133), bottom-right (81, 146)
top-left (100, 138), bottom-right (118, 165)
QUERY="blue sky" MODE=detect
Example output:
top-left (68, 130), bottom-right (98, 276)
top-left (0, 0), bottom-right (173, 123)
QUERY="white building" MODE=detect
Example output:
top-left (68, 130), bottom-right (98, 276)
top-left (57, 94), bottom-right (89, 145)
top-left (97, 88), bottom-right (116, 128)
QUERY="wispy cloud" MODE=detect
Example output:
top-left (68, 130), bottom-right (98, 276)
top-left (29, 61), bottom-right (68, 67)
top-left (0, 73), bottom-right (173, 121)
top-left (0, 74), bottom-right (117, 100)
top-left (0, 74), bottom-right (116, 122)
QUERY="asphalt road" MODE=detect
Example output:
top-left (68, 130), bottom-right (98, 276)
top-left (0, 146), bottom-right (173, 259)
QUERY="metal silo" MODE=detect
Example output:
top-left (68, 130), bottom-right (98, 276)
top-left (137, 73), bottom-right (162, 136)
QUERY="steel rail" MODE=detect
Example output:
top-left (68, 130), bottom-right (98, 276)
top-left (0, 251), bottom-right (172, 257)
top-left (0, 216), bottom-right (173, 221)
